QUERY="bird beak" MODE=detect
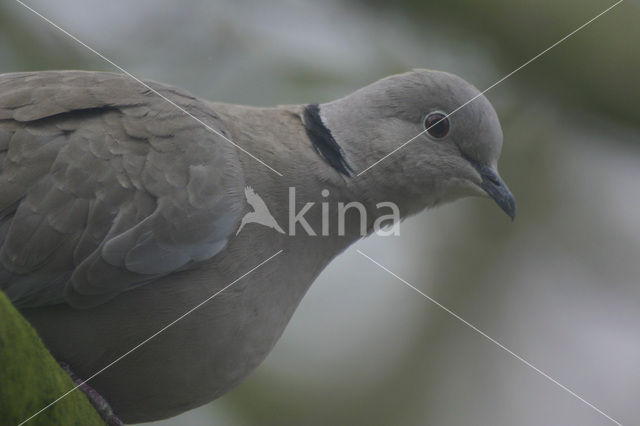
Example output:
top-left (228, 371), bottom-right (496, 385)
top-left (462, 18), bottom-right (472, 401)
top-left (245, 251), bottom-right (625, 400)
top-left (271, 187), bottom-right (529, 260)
top-left (473, 163), bottom-right (516, 220)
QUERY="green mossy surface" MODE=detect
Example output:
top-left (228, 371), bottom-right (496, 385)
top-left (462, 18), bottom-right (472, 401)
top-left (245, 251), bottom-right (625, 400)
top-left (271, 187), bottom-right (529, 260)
top-left (0, 291), bottom-right (104, 426)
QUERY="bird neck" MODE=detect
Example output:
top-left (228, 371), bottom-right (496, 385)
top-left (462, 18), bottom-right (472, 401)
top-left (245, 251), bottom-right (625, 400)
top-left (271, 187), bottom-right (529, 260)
top-left (208, 103), bottom-right (357, 242)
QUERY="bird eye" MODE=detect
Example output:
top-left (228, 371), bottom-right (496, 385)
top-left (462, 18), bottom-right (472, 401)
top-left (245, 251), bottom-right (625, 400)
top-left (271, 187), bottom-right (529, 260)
top-left (424, 112), bottom-right (450, 139)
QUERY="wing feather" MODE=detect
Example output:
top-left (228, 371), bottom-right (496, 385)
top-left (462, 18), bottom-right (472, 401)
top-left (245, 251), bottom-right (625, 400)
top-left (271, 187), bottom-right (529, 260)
top-left (0, 71), bottom-right (245, 308)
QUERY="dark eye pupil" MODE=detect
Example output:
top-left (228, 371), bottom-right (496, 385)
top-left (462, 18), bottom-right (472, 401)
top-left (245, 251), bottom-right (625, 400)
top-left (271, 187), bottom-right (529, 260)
top-left (425, 113), bottom-right (450, 138)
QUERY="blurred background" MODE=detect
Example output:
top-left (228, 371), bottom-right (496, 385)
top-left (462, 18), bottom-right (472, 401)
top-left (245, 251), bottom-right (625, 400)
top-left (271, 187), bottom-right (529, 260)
top-left (1, 0), bottom-right (639, 425)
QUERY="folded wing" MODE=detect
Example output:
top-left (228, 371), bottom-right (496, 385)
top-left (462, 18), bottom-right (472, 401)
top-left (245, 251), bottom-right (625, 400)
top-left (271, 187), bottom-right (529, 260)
top-left (0, 71), bottom-right (245, 308)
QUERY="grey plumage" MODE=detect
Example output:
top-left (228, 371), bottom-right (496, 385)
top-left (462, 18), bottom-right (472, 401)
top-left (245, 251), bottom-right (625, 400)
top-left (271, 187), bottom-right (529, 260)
top-left (0, 69), bottom-right (514, 422)
top-left (0, 72), bottom-right (244, 309)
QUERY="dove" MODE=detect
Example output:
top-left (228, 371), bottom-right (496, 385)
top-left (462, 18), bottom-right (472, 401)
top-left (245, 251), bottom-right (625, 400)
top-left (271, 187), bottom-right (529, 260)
top-left (0, 69), bottom-right (514, 423)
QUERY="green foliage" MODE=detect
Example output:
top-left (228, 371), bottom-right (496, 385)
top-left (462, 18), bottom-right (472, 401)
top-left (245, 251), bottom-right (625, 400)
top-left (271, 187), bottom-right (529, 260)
top-left (0, 291), bottom-right (104, 426)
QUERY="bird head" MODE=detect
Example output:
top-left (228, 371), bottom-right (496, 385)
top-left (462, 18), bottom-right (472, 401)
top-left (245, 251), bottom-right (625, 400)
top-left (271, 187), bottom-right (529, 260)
top-left (317, 69), bottom-right (516, 220)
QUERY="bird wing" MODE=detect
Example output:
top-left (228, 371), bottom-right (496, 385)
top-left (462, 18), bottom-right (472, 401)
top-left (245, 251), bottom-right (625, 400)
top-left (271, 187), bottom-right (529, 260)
top-left (0, 71), bottom-right (245, 308)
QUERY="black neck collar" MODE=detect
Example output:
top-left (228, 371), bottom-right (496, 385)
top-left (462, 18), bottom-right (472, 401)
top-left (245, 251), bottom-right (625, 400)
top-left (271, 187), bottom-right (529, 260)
top-left (302, 104), bottom-right (354, 177)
